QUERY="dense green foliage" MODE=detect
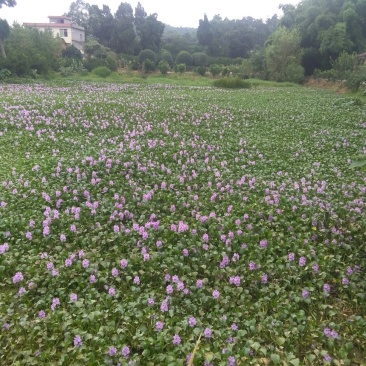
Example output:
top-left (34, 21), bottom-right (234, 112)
top-left (0, 82), bottom-right (365, 365)
top-left (0, 24), bottom-right (62, 76)
top-left (213, 77), bottom-right (252, 89)
top-left (280, 0), bottom-right (366, 74)
top-left (92, 66), bottom-right (112, 77)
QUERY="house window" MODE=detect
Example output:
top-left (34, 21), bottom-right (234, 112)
top-left (59, 29), bottom-right (68, 37)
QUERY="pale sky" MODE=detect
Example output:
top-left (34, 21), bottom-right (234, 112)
top-left (1, 0), bottom-right (300, 28)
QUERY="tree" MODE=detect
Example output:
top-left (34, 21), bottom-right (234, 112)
top-left (138, 49), bottom-right (156, 63)
top-left (176, 51), bottom-right (192, 66)
top-left (137, 14), bottom-right (164, 53)
top-left (0, 18), bottom-right (10, 58)
top-left (265, 27), bottom-right (304, 83)
top-left (2, 24), bottom-right (63, 76)
top-left (111, 2), bottom-right (137, 54)
top-left (0, 0), bottom-right (16, 8)
top-left (192, 52), bottom-right (208, 66)
top-left (66, 0), bottom-right (88, 28)
top-left (197, 14), bottom-right (213, 49)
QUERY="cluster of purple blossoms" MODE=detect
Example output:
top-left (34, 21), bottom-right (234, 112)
top-left (12, 272), bottom-right (24, 284)
top-left (229, 276), bottom-right (241, 286)
top-left (121, 346), bottom-right (130, 358)
top-left (324, 327), bottom-right (339, 339)
top-left (212, 290), bottom-right (220, 299)
top-left (155, 321), bottom-right (164, 332)
top-left (73, 335), bottom-right (82, 347)
top-left (172, 334), bottom-right (181, 345)
top-left (51, 297), bottom-right (60, 311)
top-left (0, 242), bottom-right (9, 254)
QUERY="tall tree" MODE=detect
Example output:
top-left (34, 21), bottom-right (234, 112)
top-left (134, 2), bottom-right (147, 39)
top-left (66, 0), bottom-right (89, 28)
top-left (0, 18), bottom-right (10, 58)
top-left (265, 27), bottom-right (304, 82)
top-left (111, 2), bottom-right (137, 54)
top-left (138, 14), bottom-right (164, 52)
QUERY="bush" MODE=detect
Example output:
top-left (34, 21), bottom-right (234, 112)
top-left (213, 77), bottom-right (251, 89)
top-left (176, 63), bottom-right (186, 74)
top-left (138, 49), bottom-right (156, 64)
top-left (143, 59), bottom-right (156, 73)
top-left (160, 50), bottom-right (173, 66)
top-left (222, 67), bottom-right (229, 77)
top-left (0, 68), bottom-right (11, 81)
top-left (176, 51), bottom-right (192, 66)
top-left (158, 60), bottom-right (169, 75)
top-left (284, 63), bottom-right (305, 84)
top-left (192, 52), bottom-right (208, 66)
top-left (209, 64), bottom-right (222, 77)
top-left (195, 66), bottom-right (207, 76)
top-left (92, 66), bottom-right (112, 78)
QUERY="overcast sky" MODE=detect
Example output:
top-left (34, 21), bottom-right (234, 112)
top-left (1, 0), bottom-right (301, 28)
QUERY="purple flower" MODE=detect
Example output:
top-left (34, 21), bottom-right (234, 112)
top-left (120, 259), bottom-right (128, 268)
top-left (299, 256), bottom-right (306, 266)
top-left (203, 327), bottom-right (212, 338)
top-left (227, 356), bottom-right (236, 366)
top-left (155, 321), bottom-right (164, 331)
top-left (108, 287), bottom-right (116, 296)
top-left (51, 297), bottom-right (60, 311)
top-left (108, 346), bottom-right (117, 356)
top-left (148, 298), bottom-right (155, 306)
top-left (196, 279), bottom-right (203, 288)
top-left (212, 290), bottom-right (220, 299)
top-left (323, 284), bottom-right (330, 293)
top-left (160, 300), bottom-right (168, 312)
top-left (166, 285), bottom-right (173, 294)
top-left (249, 261), bottom-right (256, 270)
top-left (70, 293), bottom-right (77, 302)
top-left (133, 276), bottom-right (140, 285)
top-left (342, 277), bottom-right (349, 285)
top-left (82, 259), bottom-right (89, 268)
top-left (259, 239), bottom-right (267, 248)
top-left (12, 272), bottom-right (24, 284)
top-left (90, 274), bottom-right (96, 283)
top-left (121, 346), bottom-right (130, 358)
top-left (172, 334), bottom-right (181, 345)
top-left (261, 274), bottom-right (268, 284)
top-left (323, 354), bottom-right (332, 362)
top-left (188, 316), bottom-right (197, 327)
top-left (288, 252), bottom-right (295, 262)
top-left (302, 289), bottom-right (309, 298)
top-left (111, 268), bottom-right (119, 277)
top-left (60, 234), bottom-right (66, 242)
top-left (231, 323), bottom-right (238, 331)
top-left (73, 335), bottom-right (82, 347)
top-left (38, 310), bottom-right (46, 318)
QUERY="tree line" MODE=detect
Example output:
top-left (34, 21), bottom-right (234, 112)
top-left (1, 0), bottom-right (366, 87)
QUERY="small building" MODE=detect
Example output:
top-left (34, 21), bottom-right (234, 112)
top-left (23, 16), bottom-right (85, 53)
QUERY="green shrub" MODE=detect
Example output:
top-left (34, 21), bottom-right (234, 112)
top-left (195, 66), bottom-right (207, 76)
top-left (222, 67), bottom-right (229, 77)
top-left (92, 66), bottom-right (112, 78)
top-left (176, 51), bottom-right (192, 66)
top-left (0, 68), bottom-right (11, 81)
top-left (192, 52), bottom-right (208, 66)
top-left (209, 64), bottom-right (222, 77)
top-left (176, 63), bottom-right (186, 74)
top-left (143, 59), bottom-right (156, 73)
top-left (158, 60), bottom-right (169, 75)
top-left (138, 49), bottom-right (156, 64)
top-left (160, 50), bottom-right (173, 66)
top-left (213, 77), bottom-right (251, 89)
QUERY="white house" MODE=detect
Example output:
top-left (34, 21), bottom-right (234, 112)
top-left (23, 16), bottom-right (85, 53)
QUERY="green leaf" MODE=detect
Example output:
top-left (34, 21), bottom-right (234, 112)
top-left (271, 354), bottom-right (281, 364)
top-left (290, 359), bottom-right (300, 366)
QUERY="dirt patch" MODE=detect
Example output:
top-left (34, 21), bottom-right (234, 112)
top-left (305, 78), bottom-right (347, 94)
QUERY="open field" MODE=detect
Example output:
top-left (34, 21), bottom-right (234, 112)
top-left (0, 82), bottom-right (365, 365)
